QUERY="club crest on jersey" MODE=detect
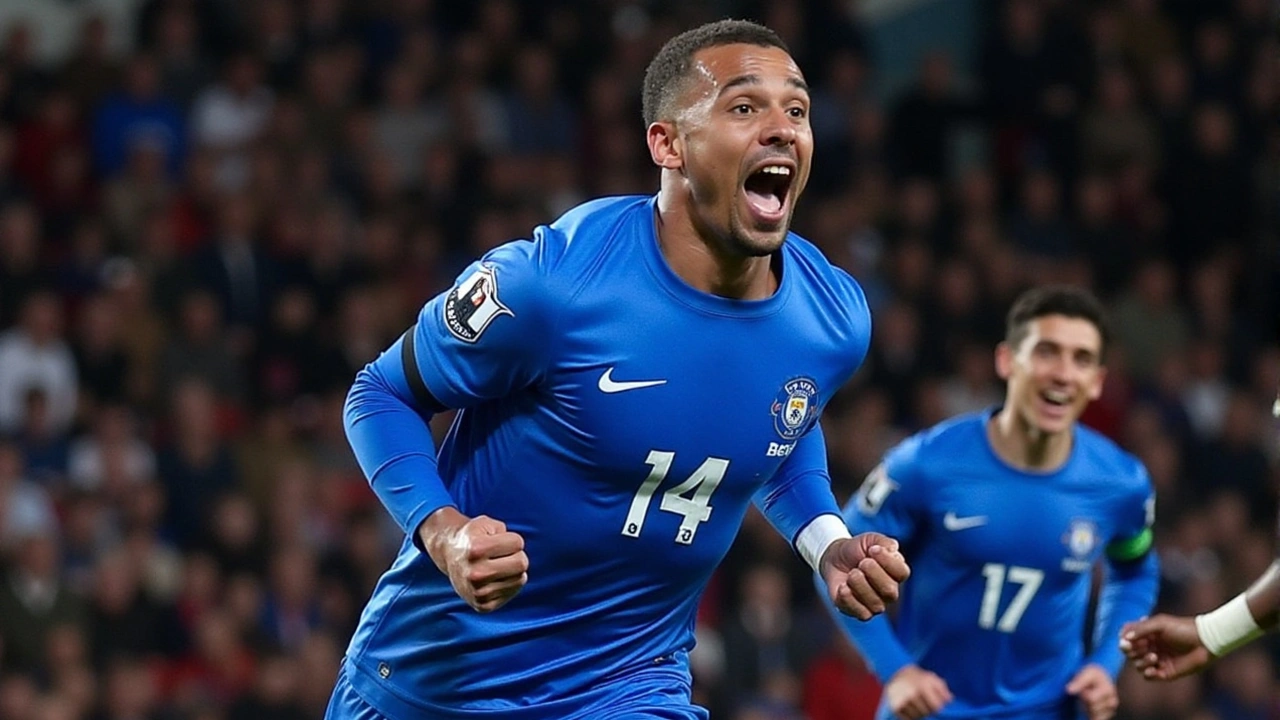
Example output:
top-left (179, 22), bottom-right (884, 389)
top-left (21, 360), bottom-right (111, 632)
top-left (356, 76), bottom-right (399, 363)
top-left (444, 264), bottom-right (513, 343)
top-left (1061, 519), bottom-right (1098, 572)
top-left (771, 377), bottom-right (820, 440)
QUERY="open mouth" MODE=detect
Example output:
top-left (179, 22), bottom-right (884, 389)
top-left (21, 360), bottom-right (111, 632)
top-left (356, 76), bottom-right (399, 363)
top-left (743, 164), bottom-right (793, 222)
top-left (1038, 389), bottom-right (1073, 419)
top-left (1041, 389), bottom-right (1070, 406)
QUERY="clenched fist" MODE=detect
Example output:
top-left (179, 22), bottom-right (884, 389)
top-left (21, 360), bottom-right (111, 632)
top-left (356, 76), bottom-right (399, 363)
top-left (420, 507), bottom-right (529, 612)
top-left (820, 532), bottom-right (910, 620)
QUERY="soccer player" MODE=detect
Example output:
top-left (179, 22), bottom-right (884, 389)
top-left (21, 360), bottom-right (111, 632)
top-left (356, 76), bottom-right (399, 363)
top-left (326, 20), bottom-right (910, 720)
top-left (828, 286), bottom-right (1160, 720)
top-left (1119, 398), bottom-right (1280, 681)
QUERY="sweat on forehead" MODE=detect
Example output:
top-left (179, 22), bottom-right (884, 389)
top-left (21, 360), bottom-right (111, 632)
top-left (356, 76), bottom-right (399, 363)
top-left (641, 19), bottom-right (790, 126)
top-left (670, 45), bottom-right (806, 125)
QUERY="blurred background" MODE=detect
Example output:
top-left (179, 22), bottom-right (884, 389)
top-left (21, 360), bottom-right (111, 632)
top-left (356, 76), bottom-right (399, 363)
top-left (0, 0), bottom-right (1275, 718)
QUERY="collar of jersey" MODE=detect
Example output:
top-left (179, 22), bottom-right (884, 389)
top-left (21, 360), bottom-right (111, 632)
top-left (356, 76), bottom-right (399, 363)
top-left (639, 195), bottom-right (793, 318)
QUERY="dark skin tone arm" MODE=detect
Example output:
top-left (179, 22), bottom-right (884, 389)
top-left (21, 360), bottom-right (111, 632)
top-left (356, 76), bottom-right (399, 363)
top-left (1247, 562), bottom-right (1280, 628)
top-left (1122, 402), bottom-right (1280, 680)
top-left (1121, 558), bottom-right (1280, 680)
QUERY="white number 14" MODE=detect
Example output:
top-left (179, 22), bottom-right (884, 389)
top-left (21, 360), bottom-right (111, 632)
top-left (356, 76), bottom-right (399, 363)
top-left (621, 450), bottom-right (729, 545)
top-left (979, 563), bottom-right (1043, 632)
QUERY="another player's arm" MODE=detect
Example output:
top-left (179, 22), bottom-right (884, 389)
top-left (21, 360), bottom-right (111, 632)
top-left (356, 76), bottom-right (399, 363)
top-left (1122, 546), bottom-right (1280, 681)
top-left (822, 456), bottom-right (953, 720)
top-left (1242, 562), bottom-right (1280, 628)
top-left (344, 241), bottom-right (555, 612)
top-left (752, 423), bottom-right (910, 620)
top-left (1122, 401), bottom-right (1280, 679)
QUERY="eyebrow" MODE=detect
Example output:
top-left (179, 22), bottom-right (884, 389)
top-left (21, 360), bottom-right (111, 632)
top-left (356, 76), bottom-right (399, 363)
top-left (1034, 339), bottom-right (1100, 358)
top-left (718, 73), bottom-right (810, 96)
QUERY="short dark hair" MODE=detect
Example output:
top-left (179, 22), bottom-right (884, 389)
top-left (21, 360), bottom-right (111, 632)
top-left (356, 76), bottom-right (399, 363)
top-left (642, 19), bottom-right (789, 126)
top-left (1005, 285), bottom-right (1110, 357)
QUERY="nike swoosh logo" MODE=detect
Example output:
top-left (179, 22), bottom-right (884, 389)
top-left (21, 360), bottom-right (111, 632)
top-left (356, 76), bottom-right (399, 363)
top-left (943, 512), bottom-right (988, 531)
top-left (598, 367), bottom-right (667, 394)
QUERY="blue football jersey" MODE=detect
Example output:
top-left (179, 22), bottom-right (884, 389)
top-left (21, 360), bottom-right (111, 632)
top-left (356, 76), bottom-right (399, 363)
top-left (341, 195), bottom-right (872, 718)
top-left (840, 411), bottom-right (1157, 720)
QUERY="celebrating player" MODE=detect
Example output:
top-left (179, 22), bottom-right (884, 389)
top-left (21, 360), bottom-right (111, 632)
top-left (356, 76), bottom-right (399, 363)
top-left (828, 286), bottom-right (1159, 720)
top-left (325, 19), bottom-right (909, 720)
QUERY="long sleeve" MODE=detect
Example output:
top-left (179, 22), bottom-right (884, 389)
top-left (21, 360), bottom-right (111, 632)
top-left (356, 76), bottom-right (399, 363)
top-left (1089, 469), bottom-right (1160, 676)
top-left (827, 457), bottom-right (926, 684)
top-left (753, 423), bottom-right (841, 547)
top-left (344, 333), bottom-right (454, 538)
top-left (760, 424), bottom-right (917, 682)
top-left (1089, 549), bottom-right (1160, 676)
top-left (828, 593), bottom-right (915, 684)
top-left (346, 235), bottom-right (558, 539)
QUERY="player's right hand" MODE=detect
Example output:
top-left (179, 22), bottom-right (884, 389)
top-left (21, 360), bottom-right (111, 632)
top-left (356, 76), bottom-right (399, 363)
top-left (1120, 614), bottom-right (1213, 681)
top-left (419, 508), bottom-right (529, 613)
top-left (884, 664), bottom-right (952, 720)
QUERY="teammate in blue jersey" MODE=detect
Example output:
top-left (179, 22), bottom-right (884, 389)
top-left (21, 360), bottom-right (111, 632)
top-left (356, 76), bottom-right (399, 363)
top-left (829, 286), bottom-right (1160, 720)
top-left (325, 19), bottom-right (910, 720)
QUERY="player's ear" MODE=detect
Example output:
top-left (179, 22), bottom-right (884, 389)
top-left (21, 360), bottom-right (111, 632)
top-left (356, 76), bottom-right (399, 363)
top-left (1086, 365), bottom-right (1107, 401)
top-left (647, 121), bottom-right (683, 170)
top-left (994, 342), bottom-right (1013, 380)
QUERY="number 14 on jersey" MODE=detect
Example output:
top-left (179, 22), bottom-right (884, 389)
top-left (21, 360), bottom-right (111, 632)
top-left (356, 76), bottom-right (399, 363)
top-left (622, 450), bottom-right (729, 545)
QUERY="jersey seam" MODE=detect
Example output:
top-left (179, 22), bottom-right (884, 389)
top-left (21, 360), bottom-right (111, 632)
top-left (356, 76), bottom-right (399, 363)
top-left (351, 555), bottom-right (429, 674)
top-left (348, 652), bottom-right (456, 716)
top-left (547, 221), bottom-right (615, 374)
top-left (415, 319), bottom-right (468, 409)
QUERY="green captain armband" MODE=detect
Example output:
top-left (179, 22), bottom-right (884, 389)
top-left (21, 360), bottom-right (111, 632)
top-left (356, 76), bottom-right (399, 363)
top-left (1106, 528), bottom-right (1153, 562)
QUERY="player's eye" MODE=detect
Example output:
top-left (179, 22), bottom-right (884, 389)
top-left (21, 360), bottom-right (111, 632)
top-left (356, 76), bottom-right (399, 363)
top-left (788, 106), bottom-right (807, 118)
top-left (1074, 352), bottom-right (1098, 368)
top-left (731, 103), bottom-right (753, 114)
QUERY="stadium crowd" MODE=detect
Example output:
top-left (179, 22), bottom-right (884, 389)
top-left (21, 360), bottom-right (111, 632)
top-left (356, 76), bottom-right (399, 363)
top-left (0, 0), bottom-right (1275, 718)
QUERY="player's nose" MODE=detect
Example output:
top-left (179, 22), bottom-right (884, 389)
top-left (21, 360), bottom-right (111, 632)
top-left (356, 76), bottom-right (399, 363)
top-left (1048, 367), bottom-right (1074, 387)
top-left (758, 107), bottom-right (797, 147)
top-left (1046, 353), bottom-right (1075, 382)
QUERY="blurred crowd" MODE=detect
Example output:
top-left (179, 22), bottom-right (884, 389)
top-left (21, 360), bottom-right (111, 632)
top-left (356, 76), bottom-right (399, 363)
top-left (0, 0), bottom-right (1275, 719)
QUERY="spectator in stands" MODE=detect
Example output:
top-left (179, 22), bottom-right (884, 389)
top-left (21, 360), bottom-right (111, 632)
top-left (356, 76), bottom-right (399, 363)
top-left (0, 291), bottom-right (78, 436)
top-left (90, 54), bottom-right (184, 180)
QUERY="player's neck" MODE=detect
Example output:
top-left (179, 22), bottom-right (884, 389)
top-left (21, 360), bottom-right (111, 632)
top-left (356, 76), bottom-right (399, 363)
top-left (654, 192), bottom-right (778, 300)
top-left (987, 409), bottom-right (1073, 471)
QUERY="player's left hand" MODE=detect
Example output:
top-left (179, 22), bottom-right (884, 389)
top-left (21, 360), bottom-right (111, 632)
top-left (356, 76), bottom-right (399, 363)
top-left (820, 532), bottom-right (910, 620)
top-left (1066, 663), bottom-right (1117, 720)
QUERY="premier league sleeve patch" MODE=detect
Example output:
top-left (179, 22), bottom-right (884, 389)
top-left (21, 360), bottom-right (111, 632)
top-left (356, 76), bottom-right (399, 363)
top-left (443, 264), bottom-right (514, 343)
top-left (771, 377), bottom-right (820, 440)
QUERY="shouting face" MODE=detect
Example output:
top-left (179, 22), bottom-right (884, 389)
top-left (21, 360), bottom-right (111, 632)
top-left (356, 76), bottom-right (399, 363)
top-left (649, 43), bottom-right (813, 257)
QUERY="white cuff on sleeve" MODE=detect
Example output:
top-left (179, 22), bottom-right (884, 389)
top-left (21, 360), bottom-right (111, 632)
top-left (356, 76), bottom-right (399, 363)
top-left (1195, 593), bottom-right (1264, 657)
top-left (796, 513), bottom-right (852, 574)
